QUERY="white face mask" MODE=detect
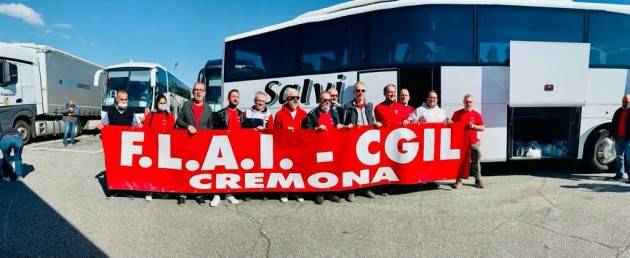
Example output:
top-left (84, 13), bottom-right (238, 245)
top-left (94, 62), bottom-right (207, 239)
top-left (117, 102), bottom-right (128, 110)
top-left (158, 104), bottom-right (169, 112)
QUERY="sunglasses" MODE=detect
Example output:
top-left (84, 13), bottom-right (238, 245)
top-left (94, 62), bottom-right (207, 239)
top-left (321, 99), bottom-right (332, 102)
top-left (356, 89), bottom-right (366, 93)
top-left (288, 96), bottom-right (300, 101)
top-left (330, 95), bottom-right (339, 97)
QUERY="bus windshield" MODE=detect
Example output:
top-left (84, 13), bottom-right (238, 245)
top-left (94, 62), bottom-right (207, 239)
top-left (103, 69), bottom-right (153, 108)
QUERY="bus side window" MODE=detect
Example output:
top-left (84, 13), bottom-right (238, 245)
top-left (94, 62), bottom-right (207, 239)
top-left (0, 61), bottom-right (18, 87)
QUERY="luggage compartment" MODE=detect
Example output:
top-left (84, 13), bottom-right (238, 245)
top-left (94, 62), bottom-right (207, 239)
top-left (508, 107), bottom-right (581, 160)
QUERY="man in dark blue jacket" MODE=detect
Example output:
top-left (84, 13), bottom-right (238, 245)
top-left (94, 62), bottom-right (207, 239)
top-left (610, 94), bottom-right (630, 182)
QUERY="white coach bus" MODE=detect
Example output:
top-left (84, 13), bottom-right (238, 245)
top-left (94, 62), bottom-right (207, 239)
top-left (222, 0), bottom-right (630, 171)
top-left (94, 62), bottom-right (191, 120)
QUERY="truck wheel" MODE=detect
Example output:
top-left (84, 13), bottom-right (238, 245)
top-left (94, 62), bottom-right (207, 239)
top-left (585, 128), bottom-right (615, 172)
top-left (14, 120), bottom-right (31, 144)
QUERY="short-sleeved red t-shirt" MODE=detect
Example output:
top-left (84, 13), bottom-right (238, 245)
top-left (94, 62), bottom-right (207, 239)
top-left (452, 109), bottom-right (484, 144)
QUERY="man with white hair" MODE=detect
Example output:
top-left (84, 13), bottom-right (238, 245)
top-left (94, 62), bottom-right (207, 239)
top-left (243, 91), bottom-right (273, 131)
top-left (274, 88), bottom-right (307, 202)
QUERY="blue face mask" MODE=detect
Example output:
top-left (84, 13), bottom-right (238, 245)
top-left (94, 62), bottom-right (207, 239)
top-left (158, 104), bottom-right (169, 112)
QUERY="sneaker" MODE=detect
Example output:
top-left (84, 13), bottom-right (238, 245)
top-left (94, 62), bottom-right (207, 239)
top-left (314, 194), bottom-right (325, 205)
top-left (452, 179), bottom-right (463, 189)
top-left (346, 192), bottom-right (355, 202)
top-left (210, 194), bottom-right (221, 207)
top-left (365, 190), bottom-right (377, 199)
top-left (611, 175), bottom-right (624, 181)
top-left (226, 194), bottom-right (239, 204)
top-left (195, 196), bottom-right (206, 206)
top-left (328, 194), bottom-right (341, 203)
top-left (475, 180), bottom-right (485, 189)
top-left (16, 176), bottom-right (23, 182)
top-left (177, 195), bottom-right (186, 207)
top-left (63, 143), bottom-right (68, 148)
top-left (145, 192), bottom-right (153, 202)
top-left (2, 177), bottom-right (9, 182)
top-left (295, 193), bottom-right (304, 202)
top-left (280, 193), bottom-right (289, 203)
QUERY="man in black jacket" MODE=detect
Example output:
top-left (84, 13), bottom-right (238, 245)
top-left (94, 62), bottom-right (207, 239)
top-left (213, 89), bottom-right (245, 130)
top-left (209, 89), bottom-right (243, 206)
top-left (97, 90), bottom-right (139, 129)
top-left (175, 82), bottom-right (213, 206)
top-left (302, 92), bottom-right (345, 205)
top-left (610, 94), bottom-right (630, 182)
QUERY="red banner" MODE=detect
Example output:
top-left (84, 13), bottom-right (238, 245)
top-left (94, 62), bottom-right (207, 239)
top-left (101, 124), bottom-right (470, 193)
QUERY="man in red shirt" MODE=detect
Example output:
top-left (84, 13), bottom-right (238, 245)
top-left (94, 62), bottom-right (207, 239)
top-left (302, 92), bottom-right (345, 205)
top-left (273, 88), bottom-right (307, 203)
top-left (374, 84), bottom-right (403, 127)
top-left (211, 89), bottom-right (244, 206)
top-left (451, 94), bottom-right (485, 189)
top-left (175, 82), bottom-right (214, 207)
top-left (214, 89), bottom-right (244, 130)
top-left (610, 94), bottom-right (630, 181)
top-left (274, 88), bottom-right (307, 132)
top-left (399, 88), bottom-right (415, 120)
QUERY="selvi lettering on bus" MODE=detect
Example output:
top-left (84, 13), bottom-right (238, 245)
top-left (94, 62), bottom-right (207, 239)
top-left (264, 74), bottom-right (347, 106)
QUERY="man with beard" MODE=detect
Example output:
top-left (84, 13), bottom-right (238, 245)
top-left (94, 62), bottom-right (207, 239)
top-left (302, 92), bottom-right (345, 205)
top-left (210, 89), bottom-right (244, 206)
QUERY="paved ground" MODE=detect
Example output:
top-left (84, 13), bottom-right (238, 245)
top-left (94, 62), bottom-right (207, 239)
top-left (0, 134), bottom-right (629, 257)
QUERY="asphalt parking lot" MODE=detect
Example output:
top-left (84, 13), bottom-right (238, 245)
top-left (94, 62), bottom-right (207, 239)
top-left (0, 134), bottom-right (629, 257)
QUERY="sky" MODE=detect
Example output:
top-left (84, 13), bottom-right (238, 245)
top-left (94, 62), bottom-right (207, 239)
top-left (0, 0), bottom-right (346, 86)
top-left (1, 0), bottom-right (630, 86)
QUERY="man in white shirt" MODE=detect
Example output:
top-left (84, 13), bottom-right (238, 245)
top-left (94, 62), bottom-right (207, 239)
top-left (407, 90), bottom-right (450, 124)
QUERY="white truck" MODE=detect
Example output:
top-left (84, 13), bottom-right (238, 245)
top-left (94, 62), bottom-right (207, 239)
top-left (0, 42), bottom-right (104, 143)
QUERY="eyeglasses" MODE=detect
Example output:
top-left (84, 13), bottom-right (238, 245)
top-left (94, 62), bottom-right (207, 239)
top-left (321, 99), bottom-right (331, 102)
top-left (193, 89), bottom-right (205, 92)
top-left (356, 89), bottom-right (366, 93)
top-left (288, 96), bottom-right (300, 101)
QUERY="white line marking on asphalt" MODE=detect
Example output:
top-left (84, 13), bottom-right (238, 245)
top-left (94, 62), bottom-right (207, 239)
top-left (24, 147), bottom-right (103, 154)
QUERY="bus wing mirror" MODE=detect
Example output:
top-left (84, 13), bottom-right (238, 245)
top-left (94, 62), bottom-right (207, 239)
top-left (94, 69), bottom-right (104, 87)
top-left (150, 68), bottom-right (157, 87)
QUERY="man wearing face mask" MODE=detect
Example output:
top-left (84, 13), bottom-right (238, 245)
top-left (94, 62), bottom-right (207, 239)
top-left (302, 92), bottom-right (345, 205)
top-left (214, 89), bottom-right (245, 130)
top-left (610, 94), bottom-right (630, 182)
top-left (97, 90), bottom-right (140, 129)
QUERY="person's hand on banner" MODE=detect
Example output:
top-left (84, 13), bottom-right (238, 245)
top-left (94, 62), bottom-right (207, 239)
top-left (375, 122), bottom-right (383, 128)
top-left (187, 125), bottom-right (197, 135)
top-left (336, 124), bottom-right (344, 130)
top-left (318, 125), bottom-right (327, 131)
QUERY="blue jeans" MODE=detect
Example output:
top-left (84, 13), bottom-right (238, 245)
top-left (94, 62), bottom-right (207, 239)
top-left (0, 135), bottom-right (23, 178)
top-left (614, 137), bottom-right (630, 178)
top-left (63, 119), bottom-right (77, 145)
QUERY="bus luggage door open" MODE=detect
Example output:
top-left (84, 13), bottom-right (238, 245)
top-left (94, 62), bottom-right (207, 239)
top-left (508, 41), bottom-right (590, 160)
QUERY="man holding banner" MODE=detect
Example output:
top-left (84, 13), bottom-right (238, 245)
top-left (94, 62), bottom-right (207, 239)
top-left (451, 94), bottom-right (485, 189)
top-left (175, 82), bottom-right (214, 207)
top-left (302, 92), bottom-right (344, 205)
top-left (375, 84), bottom-right (405, 127)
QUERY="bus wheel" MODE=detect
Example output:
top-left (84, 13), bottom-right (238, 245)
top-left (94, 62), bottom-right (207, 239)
top-left (14, 119), bottom-right (32, 144)
top-left (586, 128), bottom-right (615, 172)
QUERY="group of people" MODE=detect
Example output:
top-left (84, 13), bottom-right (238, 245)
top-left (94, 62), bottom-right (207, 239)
top-left (98, 81), bottom-right (486, 206)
